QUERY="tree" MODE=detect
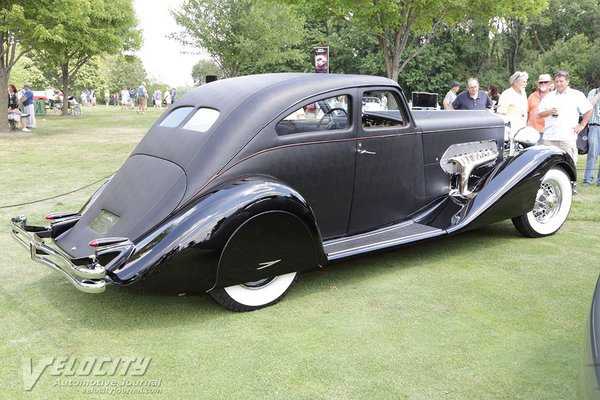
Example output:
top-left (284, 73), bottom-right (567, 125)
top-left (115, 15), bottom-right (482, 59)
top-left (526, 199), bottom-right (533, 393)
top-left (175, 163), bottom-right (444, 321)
top-left (299, 16), bottom-right (385, 76)
top-left (8, 53), bottom-right (47, 89)
top-left (528, 0), bottom-right (600, 53)
top-left (304, 0), bottom-right (549, 82)
top-left (102, 54), bottom-right (147, 94)
top-left (533, 34), bottom-right (592, 88)
top-left (31, 0), bottom-right (140, 115)
top-left (0, 2), bottom-right (53, 131)
top-left (172, 0), bottom-right (305, 77)
top-left (191, 59), bottom-right (223, 85)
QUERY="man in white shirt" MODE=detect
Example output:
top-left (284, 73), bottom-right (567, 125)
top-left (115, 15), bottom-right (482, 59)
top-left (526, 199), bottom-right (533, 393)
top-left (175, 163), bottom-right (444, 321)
top-left (538, 70), bottom-right (592, 162)
top-left (120, 88), bottom-right (129, 110)
top-left (442, 82), bottom-right (460, 110)
top-left (497, 71), bottom-right (529, 133)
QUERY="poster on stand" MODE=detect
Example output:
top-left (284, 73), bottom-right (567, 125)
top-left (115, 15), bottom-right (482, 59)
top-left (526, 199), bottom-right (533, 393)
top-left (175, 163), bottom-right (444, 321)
top-left (314, 47), bottom-right (329, 73)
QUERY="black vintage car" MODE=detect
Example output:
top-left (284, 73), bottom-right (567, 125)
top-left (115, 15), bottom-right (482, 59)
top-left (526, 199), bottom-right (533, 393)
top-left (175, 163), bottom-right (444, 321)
top-left (11, 73), bottom-right (575, 311)
top-left (580, 275), bottom-right (600, 399)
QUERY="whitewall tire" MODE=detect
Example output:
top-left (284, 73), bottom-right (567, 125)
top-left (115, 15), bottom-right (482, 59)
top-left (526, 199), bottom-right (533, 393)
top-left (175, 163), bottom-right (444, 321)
top-left (512, 167), bottom-right (572, 237)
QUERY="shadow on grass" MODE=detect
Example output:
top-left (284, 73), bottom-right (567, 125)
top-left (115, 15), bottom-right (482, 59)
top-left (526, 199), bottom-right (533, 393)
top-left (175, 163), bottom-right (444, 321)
top-left (28, 278), bottom-right (225, 331)
top-left (24, 221), bottom-right (524, 327)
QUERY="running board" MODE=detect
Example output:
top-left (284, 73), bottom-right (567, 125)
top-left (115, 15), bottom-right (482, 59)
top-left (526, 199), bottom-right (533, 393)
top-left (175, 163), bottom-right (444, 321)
top-left (324, 221), bottom-right (444, 261)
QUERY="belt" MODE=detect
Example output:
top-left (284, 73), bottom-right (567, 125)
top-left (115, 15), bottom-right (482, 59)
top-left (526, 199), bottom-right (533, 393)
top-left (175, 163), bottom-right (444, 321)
top-left (590, 123), bottom-right (600, 126)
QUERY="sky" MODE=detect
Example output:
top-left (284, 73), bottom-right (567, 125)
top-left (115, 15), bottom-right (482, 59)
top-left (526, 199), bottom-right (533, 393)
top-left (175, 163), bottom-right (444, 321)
top-left (133, 0), bottom-right (202, 88)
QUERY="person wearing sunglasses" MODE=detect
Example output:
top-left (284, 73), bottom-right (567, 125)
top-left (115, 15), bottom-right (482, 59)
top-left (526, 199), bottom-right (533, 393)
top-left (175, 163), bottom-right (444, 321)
top-left (527, 74), bottom-right (552, 138)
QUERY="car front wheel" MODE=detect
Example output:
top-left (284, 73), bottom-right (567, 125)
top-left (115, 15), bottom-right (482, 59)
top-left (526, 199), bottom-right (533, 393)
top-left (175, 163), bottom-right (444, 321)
top-left (512, 167), bottom-right (572, 237)
top-left (209, 272), bottom-right (298, 312)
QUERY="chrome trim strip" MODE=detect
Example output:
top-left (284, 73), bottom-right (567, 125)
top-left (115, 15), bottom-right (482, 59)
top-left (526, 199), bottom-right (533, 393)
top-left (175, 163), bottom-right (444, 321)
top-left (419, 125), bottom-right (505, 135)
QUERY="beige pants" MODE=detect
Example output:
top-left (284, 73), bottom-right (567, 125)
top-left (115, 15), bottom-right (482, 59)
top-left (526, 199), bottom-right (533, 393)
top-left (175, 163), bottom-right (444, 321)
top-left (543, 139), bottom-right (577, 164)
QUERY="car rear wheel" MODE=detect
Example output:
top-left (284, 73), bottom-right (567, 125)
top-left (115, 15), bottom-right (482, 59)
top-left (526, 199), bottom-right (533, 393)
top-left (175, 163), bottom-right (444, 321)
top-left (209, 272), bottom-right (298, 312)
top-left (512, 167), bottom-right (572, 237)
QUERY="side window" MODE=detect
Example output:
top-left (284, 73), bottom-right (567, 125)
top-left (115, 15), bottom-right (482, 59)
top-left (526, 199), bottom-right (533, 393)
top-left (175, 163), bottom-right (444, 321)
top-left (276, 95), bottom-right (350, 136)
top-left (361, 90), bottom-right (405, 129)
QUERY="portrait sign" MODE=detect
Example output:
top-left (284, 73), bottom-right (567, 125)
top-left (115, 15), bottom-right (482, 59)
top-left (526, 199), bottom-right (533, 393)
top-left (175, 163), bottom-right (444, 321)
top-left (314, 47), bottom-right (329, 74)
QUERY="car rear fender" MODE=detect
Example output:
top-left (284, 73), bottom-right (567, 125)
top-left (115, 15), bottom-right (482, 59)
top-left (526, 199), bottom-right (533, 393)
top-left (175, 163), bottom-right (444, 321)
top-left (111, 177), bottom-right (326, 292)
top-left (447, 146), bottom-right (576, 233)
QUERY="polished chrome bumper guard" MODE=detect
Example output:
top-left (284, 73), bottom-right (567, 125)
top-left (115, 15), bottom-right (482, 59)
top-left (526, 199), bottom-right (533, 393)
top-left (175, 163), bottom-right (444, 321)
top-left (10, 215), bottom-right (129, 294)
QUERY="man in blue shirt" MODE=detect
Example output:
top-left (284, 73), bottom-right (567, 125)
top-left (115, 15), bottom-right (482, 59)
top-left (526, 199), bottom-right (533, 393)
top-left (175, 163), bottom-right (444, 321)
top-left (452, 78), bottom-right (494, 110)
top-left (19, 83), bottom-right (36, 129)
top-left (584, 86), bottom-right (600, 185)
top-left (136, 82), bottom-right (147, 114)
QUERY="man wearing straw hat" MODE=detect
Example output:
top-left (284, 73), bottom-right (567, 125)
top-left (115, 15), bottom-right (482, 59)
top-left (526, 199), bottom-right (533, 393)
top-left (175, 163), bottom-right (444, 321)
top-left (527, 74), bottom-right (552, 138)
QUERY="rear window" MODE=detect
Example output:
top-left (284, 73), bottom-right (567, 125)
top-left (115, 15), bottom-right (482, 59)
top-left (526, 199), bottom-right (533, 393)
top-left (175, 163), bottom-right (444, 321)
top-left (159, 107), bottom-right (220, 132)
top-left (183, 108), bottom-right (220, 132)
top-left (159, 107), bottom-right (194, 127)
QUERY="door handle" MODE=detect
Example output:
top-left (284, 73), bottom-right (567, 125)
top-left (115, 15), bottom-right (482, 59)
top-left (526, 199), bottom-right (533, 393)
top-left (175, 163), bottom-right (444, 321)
top-left (358, 149), bottom-right (376, 155)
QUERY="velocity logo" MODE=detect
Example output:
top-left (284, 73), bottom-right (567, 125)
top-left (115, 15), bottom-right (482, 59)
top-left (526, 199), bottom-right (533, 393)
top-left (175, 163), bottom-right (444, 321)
top-left (23, 356), bottom-right (151, 391)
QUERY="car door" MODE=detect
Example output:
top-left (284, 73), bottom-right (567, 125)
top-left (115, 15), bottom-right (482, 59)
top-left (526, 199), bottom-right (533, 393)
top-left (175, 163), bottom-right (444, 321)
top-left (231, 92), bottom-right (357, 239)
top-left (348, 88), bottom-right (425, 234)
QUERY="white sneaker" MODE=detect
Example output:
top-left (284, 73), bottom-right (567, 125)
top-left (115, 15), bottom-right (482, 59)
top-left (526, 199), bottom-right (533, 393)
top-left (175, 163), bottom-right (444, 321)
top-left (22, 127), bottom-right (30, 132)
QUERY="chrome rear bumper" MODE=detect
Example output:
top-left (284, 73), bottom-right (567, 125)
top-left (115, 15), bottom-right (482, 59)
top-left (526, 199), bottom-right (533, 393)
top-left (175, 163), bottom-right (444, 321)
top-left (11, 216), bottom-right (107, 293)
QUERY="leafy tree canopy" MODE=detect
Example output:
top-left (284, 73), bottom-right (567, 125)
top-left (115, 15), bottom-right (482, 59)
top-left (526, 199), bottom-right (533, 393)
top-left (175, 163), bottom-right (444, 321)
top-left (30, 0), bottom-right (141, 114)
top-left (299, 0), bottom-right (549, 81)
top-left (172, 0), bottom-right (305, 77)
top-left (191, 59), bottom-right (223, 85)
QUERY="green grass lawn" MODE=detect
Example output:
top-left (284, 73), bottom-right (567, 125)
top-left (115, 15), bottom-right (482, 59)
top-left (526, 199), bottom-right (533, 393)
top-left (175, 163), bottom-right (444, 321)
top-left (1, 106), bottom-right (599, 399)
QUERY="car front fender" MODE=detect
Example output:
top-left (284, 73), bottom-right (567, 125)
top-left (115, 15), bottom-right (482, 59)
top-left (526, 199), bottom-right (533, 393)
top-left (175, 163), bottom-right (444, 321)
top-left (447, 145), bottom-right (576, 233)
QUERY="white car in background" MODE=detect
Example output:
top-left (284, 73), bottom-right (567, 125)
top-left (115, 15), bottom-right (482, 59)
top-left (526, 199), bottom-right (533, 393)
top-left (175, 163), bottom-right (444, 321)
top-left (362, 96), bottom-right (386, 111)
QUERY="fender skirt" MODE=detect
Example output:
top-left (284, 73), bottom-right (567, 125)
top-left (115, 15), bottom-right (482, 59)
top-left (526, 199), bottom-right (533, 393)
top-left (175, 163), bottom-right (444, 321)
top-left (109, 177), bottom-right (325, 293)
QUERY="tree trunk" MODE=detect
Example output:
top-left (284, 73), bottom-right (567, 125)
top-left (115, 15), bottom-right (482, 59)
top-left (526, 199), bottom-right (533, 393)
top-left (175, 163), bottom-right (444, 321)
top-left (61, 63), bottom-right (70, 116)
top-left (0, 67), bottom-right (9, 133)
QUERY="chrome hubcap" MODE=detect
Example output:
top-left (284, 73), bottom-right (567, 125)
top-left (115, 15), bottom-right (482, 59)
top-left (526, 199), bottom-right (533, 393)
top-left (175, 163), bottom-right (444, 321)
top-left (532, 179), bottom-right (561, 223)
top-left (241, 277), bottom-right (274, 289)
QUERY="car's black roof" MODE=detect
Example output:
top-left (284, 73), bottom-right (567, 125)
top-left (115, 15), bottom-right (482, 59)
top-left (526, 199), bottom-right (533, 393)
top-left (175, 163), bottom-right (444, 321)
top-left (180, 73), bottom-right (397, 113)
top-left (131, 73), bottom-right (399, 203)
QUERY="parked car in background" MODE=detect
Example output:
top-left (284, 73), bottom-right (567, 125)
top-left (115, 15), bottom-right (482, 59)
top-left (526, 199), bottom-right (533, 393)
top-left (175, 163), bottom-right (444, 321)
top-left (11, 73), bottom-right (576, 311)
top-left (32, 90), bottom-right (49, 104)
top-left (362, 96), bottom-right (385, 111)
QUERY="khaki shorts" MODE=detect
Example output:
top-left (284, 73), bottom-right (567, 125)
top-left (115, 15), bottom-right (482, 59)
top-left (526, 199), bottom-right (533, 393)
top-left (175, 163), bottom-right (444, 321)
top-left (137, 95), bottom-right (147, 106)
